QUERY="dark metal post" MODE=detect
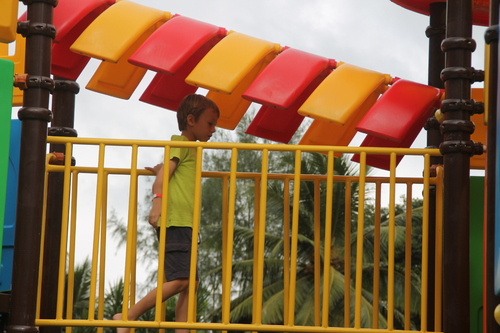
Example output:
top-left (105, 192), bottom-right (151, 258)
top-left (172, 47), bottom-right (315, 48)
top-left (6, 1), bottom-right (56, 333)
top-left (440, 1), bottom-right (484, 333)
top-left (484, 0), bottom-right (500, 332)
top-left (39, 78), bottom-right (79, 333)
top-left (424, 3), bottom-right (446, 330)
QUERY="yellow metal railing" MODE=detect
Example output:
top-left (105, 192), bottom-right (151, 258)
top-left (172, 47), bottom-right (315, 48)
top-left (39, 136), bottom-right (443, 333)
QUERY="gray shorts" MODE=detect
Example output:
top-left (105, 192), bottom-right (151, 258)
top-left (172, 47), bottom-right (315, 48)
top-left (156, 227), bottom-right (199, 282)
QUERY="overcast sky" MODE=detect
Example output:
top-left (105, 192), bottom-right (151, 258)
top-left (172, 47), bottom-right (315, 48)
top-left (70, 0), bottom-right (487, 151)
top-left (12, 0), bottom-right (489, 286)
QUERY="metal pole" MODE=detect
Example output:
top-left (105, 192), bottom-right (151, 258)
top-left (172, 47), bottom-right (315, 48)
top-left (425, 3), bottom-right (446, 330)
top-left (440, 1), bottom-right (484, 333)
top-left (39, 78), bottom-right (79, 333)
top-left (6, 1), bottom-right (56, 333)
top-left (484, 0), bottom-right (500, 331)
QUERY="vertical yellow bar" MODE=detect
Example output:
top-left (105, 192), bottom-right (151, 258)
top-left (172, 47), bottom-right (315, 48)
top-left (434, 165), bottom-right (444, 331)
top-left (222, 148), bottom-right (238, 324)
top-left (283, 179), bottom-right (291, 326)
top-left (287, 150), bottom-right (302, 326)
top-left (154, 146), bottom-right (171, 321)
top-left (372, 182), bottom-right (382, 328)
top-left (37, 154), bottom-right (52, 319)
top-left (253, 149), bottom-right (269, 325)
top-left (404, 185), bottom-right (413, 330)
top-left (187, 147), bottom-right (203, 323)
top-left (97, 171), bottom-right (110, 330)
top-left (344, 180), bottom-right (352, 327)
top-left (252, 177), bottom-right (261, 323)
top-left (354, 152), bottom-right (366, 329)
top-left (420, 154), bottom-right (431, 331)
top-left (88, 144), bottom-right (106, 320)
top-left (65, 171), bottom-right (79, 331)
top-left (128, 146), bottom-right (139, 318)
top-left (321, 151), bottom-right (334, 328)
top-left (57, 143), bottom-right (75, 319)
top-left (313, 180), bottom-right (321, 327)
top-left (221, 175), bottom-right (229, 333)
top-left (387, 152), bottom-right (397, 330)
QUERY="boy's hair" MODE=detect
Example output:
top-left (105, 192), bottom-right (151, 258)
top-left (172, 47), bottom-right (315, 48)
top-left (177, 94), bottom-right (220, 131)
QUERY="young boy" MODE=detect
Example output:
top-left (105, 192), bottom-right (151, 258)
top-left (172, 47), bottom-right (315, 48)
top-left (113, 94), bottom-right (220, 333)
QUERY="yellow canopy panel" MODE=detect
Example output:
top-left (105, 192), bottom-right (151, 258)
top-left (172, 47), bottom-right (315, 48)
top-left (186, 31), bottom-right (281, 130)
top-left (85, 42), bottom-right (148, 99)
top-left (70, 0), bottom-right (171, 62)
top-left (185, 31), bottom-right (281, 94)
top-left (0, 0), bottom-right (18, 43)
top-left (298, 63), bottom-right (391, 125)
top-left (0, 34), bottom-right (26, 106)
top-left (299, 78), bottom-right (381, 152)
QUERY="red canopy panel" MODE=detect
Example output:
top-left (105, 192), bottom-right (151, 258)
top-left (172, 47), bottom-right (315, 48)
top-left (50, 0), bottom-right (116, 80)
top-left (353, 79), bottom-right (442, 170)
top-left (243, 48), bottom-right (336, 143)
top-left (129, 15), bottom-right (226, 111)
top-left (355, 79), bottom-right (442, 143)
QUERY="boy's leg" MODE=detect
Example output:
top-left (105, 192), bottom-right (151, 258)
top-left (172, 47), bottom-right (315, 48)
top-left (113, 279), bottom-right (189, 333)
top-left (174, 281), bottom-right (198, 333)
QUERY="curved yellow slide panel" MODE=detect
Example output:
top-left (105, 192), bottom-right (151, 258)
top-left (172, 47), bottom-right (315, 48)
top-left (0, 0), bottom-right (18, 43)
top-left (0, 34), bottom-right (26, 106)
top-left (71, 0), bottom-right (170, 63)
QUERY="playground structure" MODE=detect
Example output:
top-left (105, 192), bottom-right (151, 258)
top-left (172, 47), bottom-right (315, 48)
top-left (0, 0), bottom-right (498, 333)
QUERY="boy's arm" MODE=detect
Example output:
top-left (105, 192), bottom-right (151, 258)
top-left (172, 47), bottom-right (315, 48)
top-left (146, 159), bottom-right (179, 228)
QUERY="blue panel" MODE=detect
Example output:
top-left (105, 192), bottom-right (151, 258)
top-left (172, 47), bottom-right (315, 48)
top-left (0, 120), bottom-right (21, 291)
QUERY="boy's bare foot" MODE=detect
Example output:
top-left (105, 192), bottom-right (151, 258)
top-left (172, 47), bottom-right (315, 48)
top-left (113, 313), bottom-right (130, 333)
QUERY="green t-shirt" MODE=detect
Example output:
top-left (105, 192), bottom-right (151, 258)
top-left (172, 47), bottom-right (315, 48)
top-left (167, 135), bottom-right (197, 227)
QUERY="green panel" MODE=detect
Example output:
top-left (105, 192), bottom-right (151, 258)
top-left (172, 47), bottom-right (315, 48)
top-left (0, 59), bottom-right (14, 267)
top-left (470, 176), bottom-right (484, 333)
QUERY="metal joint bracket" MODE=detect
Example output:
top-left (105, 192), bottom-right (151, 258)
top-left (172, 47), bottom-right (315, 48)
top-left (440, 67), bottom-right (483, 82)
top-left (424, 115), bottom-right (440, 130)
top-left (441, 37), bottom-right (476, 52)
top-left (440, 99), bottom-right (484, 114)
top-left (13, 74), bottom-right (28, 90)
top-left (53, 80), bottom-right (80, 94)
top-left (24, 75), bottom-right (55, 92)
top-left (440, 119), bottom-right (475, 134)
top-left (18, 106), bottom-right (52, 122)
top-left (439, 140), bottom-right (484, 156)
top-left (48, 127), bottom-right (78, 137)
top-left (485, 25), bottom-right (499, 44)
top-left (17, 21), bottom-right (56, 39)
top-left (429, 164), bottom-right (442, 178)
top-left (47, 152), bottom-right (76, 166)
top-left (472, 101), bottom-right (485, 115)
top-left (441, 99), bottom-right (474, 113)
top-left (425, 25), bottom-right (445, 38)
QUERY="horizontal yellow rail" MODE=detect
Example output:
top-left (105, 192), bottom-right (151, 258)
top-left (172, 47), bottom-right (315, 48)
top-left (46, 135), bottom-right (440, 155)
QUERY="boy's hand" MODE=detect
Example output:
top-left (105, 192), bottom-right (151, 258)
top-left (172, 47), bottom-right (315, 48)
top-left (148, 199), bottom-right (162, 228)
top-left (145, 163), bottom-right (163, 175)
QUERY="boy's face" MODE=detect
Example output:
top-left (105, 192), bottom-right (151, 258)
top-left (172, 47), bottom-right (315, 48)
top-left (188, 108), bottom-right (219, 142)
